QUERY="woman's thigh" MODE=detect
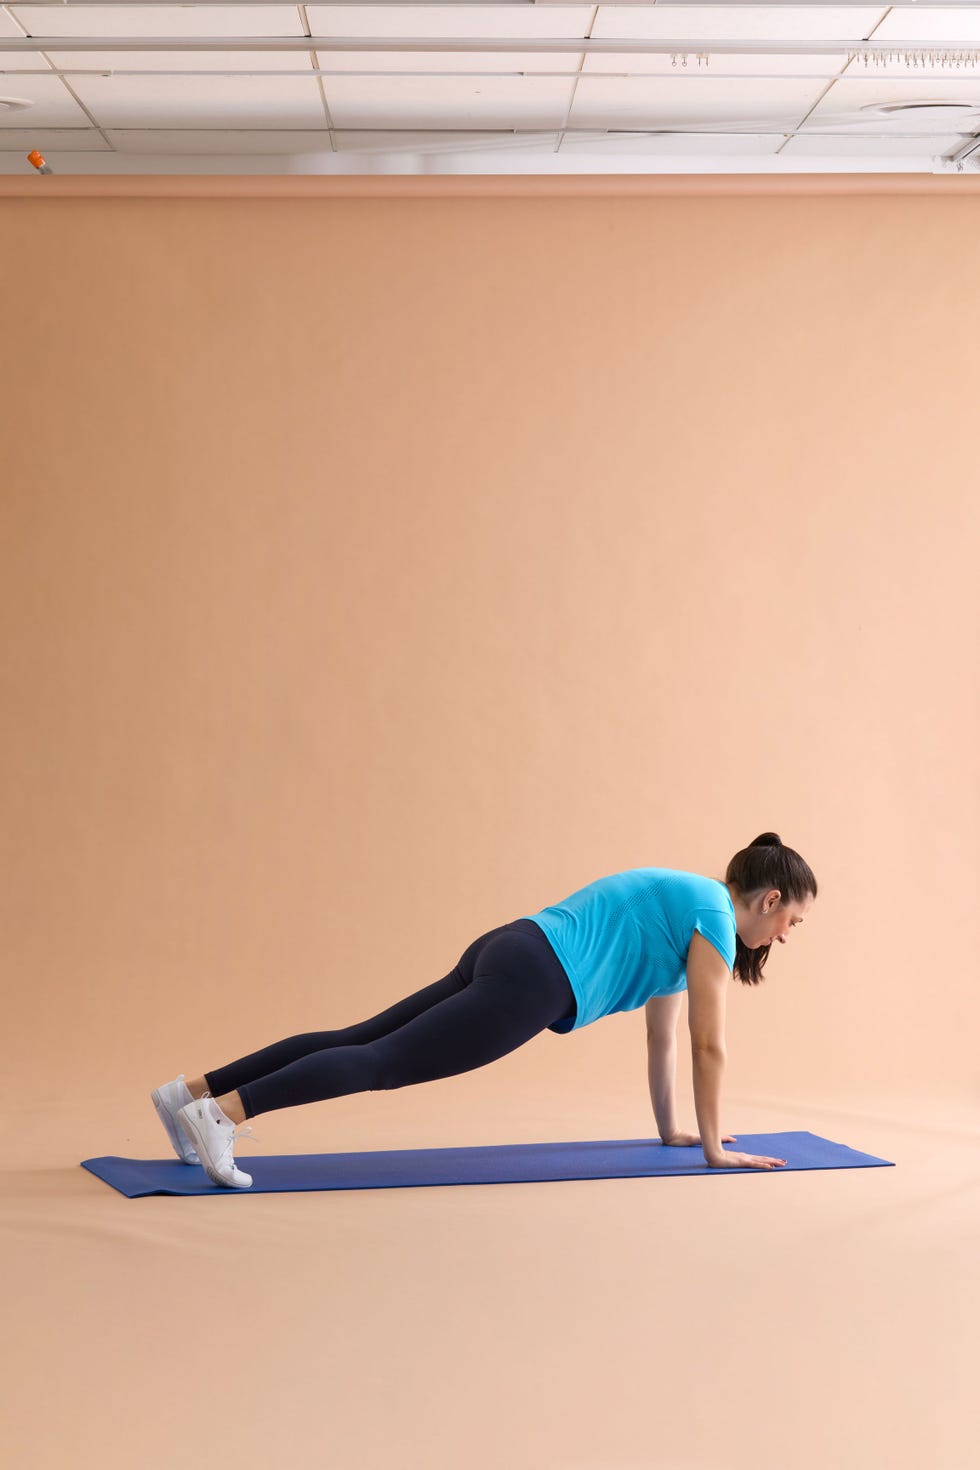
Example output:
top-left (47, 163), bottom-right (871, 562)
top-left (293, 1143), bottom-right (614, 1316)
top-left (370, 923), bottom-right (575, 1082)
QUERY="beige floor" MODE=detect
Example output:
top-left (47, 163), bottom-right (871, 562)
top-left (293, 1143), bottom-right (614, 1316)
top-left (3, 1080), bottom-right (978, 1470)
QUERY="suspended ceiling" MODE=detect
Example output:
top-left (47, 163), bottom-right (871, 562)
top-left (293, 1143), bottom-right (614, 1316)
top-left (2, 0), bottom-right (980, 175)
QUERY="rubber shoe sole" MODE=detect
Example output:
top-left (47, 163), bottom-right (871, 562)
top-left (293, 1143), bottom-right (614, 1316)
top-left (151, 1076), bottom-right (201, 1165)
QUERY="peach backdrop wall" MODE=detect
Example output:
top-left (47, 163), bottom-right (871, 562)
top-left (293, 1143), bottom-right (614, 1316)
top-left (4, 182), bottom-right (978, 1132)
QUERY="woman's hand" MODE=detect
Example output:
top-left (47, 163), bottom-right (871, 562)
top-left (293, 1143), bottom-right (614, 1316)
top-left (661, 1131), bottom-right (737, 1148)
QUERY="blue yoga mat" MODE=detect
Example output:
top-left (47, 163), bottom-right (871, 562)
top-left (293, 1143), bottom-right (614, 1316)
top-left (81, 1131), bottom-right (894, 1198)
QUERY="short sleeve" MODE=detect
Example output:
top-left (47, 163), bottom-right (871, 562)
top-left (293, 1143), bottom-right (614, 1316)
top-left (692, 910), bottom-right (737, 971)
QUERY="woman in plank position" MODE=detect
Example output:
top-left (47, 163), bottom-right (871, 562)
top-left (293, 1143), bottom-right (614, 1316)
top-left (152, 832), bottom-right (816, 1188)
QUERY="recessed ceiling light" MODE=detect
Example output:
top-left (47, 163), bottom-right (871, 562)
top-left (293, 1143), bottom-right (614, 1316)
top-left (0, 95), bottom-right (33, 111)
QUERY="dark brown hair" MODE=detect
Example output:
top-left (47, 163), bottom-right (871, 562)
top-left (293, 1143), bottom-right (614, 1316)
top-left (721, 832), bottom-right (818, 986)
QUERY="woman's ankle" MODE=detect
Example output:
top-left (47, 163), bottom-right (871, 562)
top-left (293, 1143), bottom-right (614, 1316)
top-left (215, 1091), bottom-right (247, 1126)
top-left (185, 1075), bottom-right (209, 1100)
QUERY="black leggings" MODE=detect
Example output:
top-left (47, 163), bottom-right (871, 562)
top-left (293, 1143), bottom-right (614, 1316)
top-left (203, 918), bottom-right (577, 1119)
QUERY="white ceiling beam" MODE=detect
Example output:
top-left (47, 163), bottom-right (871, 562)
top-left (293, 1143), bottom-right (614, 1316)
top-left (5, 37), bottom-right (980, 53)
top-left (9, 65), bottom-right (980, 81)
top-left (6, 0), bottom-right (980, 7)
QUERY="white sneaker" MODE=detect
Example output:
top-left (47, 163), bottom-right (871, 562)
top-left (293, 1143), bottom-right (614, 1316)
top-left (176, 1092), bottom-right (257, 1189)
top-left (151, 1074), bottom-right (201, 1164)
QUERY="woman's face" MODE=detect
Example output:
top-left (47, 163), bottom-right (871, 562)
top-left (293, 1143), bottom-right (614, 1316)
top-left (747, 889), bottom-right (814, 950)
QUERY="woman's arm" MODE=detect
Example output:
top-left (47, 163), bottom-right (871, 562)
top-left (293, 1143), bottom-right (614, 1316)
top-left (645, 991), bottom-right (684, 1141)
top-left (686, 930), bottom-right (730, 1164)
top-left (647, 1029), bottom-right (679, 1141)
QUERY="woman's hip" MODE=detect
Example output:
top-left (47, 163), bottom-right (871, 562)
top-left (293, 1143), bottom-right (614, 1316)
top-left (453, 918), bottom-right (576, 1023)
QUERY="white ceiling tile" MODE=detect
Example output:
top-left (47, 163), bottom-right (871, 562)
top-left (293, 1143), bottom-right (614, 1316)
top-left (873, 7), bottom-right (980, 43)
top-left (108, 125), bottom-right (553, 152)
top-left (44, 49), bottom-right (315, 73)
top-left (581, 50), bottom-right (851, 76)
top-left (0, 73), bottom-right (89, 125)
top-left (568, 74), bottom-right (825, 129)
top-left (332, 127), bottom-right (559, 151)
top-left (305, 5), bottom-right (594, 39)
top-left (69, 73), bottom-right (327, 128)
top-left (7, 6), bottom-right (308, 38)
top-left (591, 6), bottom-right (888, 42)
top-left (0, 126), bottom-right (109, 150)
top-left (0, 54), bottom-right (47, 73)
top-left (106, 127), bottom-right (334, 151)
top-left (321, 72), bottom-right (575, 128)
top-left (784, 131), bottom-right (966, 156)
top-left (312, 48), bottom-right (578, 74)
top-left (558, 130), bottom-right (781, 156)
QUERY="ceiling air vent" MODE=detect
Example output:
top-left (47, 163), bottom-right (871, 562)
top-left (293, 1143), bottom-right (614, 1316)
top-left (860, 100), bottom-right (980, 125)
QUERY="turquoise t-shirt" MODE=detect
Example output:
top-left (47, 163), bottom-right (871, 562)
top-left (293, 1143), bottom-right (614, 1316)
top-left (519, 867), bottom-right (738, 1033)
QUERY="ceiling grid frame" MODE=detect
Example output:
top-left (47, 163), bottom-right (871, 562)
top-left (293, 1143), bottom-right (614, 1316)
top-left (2, 1), bottom-right (980, 174)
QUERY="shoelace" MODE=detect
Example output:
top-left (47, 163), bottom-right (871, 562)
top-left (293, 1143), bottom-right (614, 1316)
top-left (219, 1124), bottom-right (258, 1171)
top-left (200, 1089), bottom-right (260, 1169)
